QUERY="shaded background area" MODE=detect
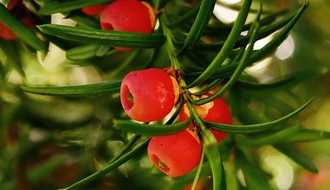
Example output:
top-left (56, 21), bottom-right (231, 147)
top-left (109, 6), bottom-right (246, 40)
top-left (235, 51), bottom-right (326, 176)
top-left (288, 0), bottom-right (330, 189)
top-left (1, 0), bottom-right (330, 189)
top-left (216, 1), bottom-right (330, 189)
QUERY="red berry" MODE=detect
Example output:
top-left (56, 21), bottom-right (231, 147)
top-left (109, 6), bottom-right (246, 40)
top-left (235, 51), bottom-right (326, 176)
top-left (100, 0), bottom-right (154, 33)
top-left (120, 68), bottom-right (178, 122)
top-left (0, 17), bottom-right (34, 40)
top-left (81, 4), bottom-right (107, 16)
top-left (0, 21), bottom-right (17, 40)
top-left (179, 95), bottom-right (232, 142)
top-left (148, 129), bottom-right (202, 177)
top-left (100, 0), bottom-right (156, 51)
top-left (7, 0), bottom-right (21, 10)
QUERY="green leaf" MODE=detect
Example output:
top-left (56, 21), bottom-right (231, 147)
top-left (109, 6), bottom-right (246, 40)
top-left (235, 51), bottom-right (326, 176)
top-left (192, 6), bottom-right (262, 105)
top-left (38, 24), bottom-right (166, 48)
top-left (113, 118), bottom-right (192, 136)
top-left (285, 129), bottom-right (330, 142)
top-left (223, 159), bottom-right (239, 190)
top-left (235, 124), bottom-right (301, 146)
top-left (235, 100), bottom-right (270, 125)
top-left (236, 67), bottom-right (327, 98)
top-left (21, 80), bottom-right (121, 97)
top-left (191, 147), bottom-right (205, 190)
top-left (249, 1), bottom-right (308, 63)
top-left (184, 1), bottom-right (309, 80)
top-left (167, 2), bottom-right (201, 28)
top-left (206, 98), bottom-right (313, 134)
top-left (107, 135), bottom-right (142, 164)
top-left (0, 4), bottom-right (45, 50)
top-left (273, 144), bottom-right (318, 173)
top-left (178, 0), bottom-right (216, 54)
top-left (237, 76), bottom-right (292, 89)
top-left (164, 96), bottom-right (184, 125)
top-left (262, 97), bottom-right (295, 115)
top-left (39, 0), bottom-right (113, 15)
top-left (107, 48), bottom-right (155, 80)
top-left (96, 45), bottom-right (111, 56)
top-left (66, 44), bottom-right (106, 61)
top-left (202, 129), bottom-right (222, 190)
top-left (175, 9), bottom-right (290, 50)
top-left (186, 0), bottom-right (252, 88)
top-left (192, 78), bottom-right (224, 96)
top-left (201, 10), bottom-right (288, 36)
top-left (0, 39), bottom-right (25, 76)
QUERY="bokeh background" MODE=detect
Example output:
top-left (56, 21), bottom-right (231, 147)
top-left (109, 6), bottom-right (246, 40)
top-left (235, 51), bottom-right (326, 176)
top-left (215, 1), bottom-right (330, 189)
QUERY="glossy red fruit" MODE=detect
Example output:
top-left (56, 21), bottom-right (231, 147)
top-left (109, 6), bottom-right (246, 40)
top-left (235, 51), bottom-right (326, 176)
top-left (148, 129), bottom-right (202, 177)
top-left (100, 0), bottom-right (154, 33)
top-left (120, 68), bottom-right (178, 122)
top-left (100, 0), bottom-right (156, 51)
top-left (179, 95), bottom-right (232, 142)
top-left (81, 4), bottom-right (107, 16)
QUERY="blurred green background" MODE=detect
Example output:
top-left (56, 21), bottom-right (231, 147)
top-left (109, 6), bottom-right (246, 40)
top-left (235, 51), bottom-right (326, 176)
top-left (254, 0), bottom-right (330, 189)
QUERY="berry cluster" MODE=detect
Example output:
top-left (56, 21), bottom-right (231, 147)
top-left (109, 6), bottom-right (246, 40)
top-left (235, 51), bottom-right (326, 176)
top-left (120, 67), bottom-right (232, 177)
top-left (179, 94), bottom-right (232, 142)
top-left (147, 91), bottom-right (232, 177)
top-left (81, 0), bottom-right (233, 177)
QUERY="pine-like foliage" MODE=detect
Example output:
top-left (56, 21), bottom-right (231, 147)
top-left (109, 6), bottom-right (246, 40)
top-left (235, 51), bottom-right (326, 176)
top-left (1, 0), bottom-right (329, 190)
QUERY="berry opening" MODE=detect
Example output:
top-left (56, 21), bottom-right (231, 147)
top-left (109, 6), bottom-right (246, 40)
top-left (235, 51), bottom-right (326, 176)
top-left (101, 23), bottom-right (113, 30)
top-left (121, 85), bottom-right (133, 111)
top-left (126, 91), bottom-right (134, 107)
top-left (151, 154), bottom-right (170, 173)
